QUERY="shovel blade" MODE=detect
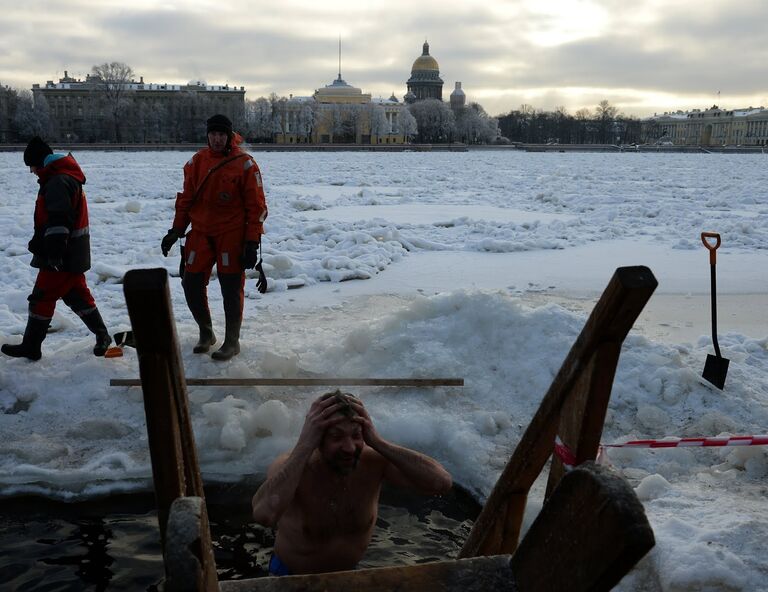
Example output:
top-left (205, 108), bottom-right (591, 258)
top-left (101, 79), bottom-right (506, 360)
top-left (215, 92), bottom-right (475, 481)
top-left (113, 331), bottom-right (135, 348)
top-left (702, 354), bottom-right (729, 390)
top-left (104, 347), bottom-right (124, 359)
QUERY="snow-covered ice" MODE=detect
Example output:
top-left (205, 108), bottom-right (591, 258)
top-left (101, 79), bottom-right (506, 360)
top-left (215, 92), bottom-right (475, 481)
top-left (1, 149), bottom-right (767, 590)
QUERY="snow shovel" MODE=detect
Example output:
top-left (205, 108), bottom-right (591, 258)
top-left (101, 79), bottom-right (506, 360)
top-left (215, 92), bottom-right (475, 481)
top-left (104, 330), bottom-right (135, 358)
top-left (701, 232), bottom-right (729, 389)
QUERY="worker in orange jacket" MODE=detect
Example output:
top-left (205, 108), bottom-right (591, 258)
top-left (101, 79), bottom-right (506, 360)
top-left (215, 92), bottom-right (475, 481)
top-left (161, 114), bottom-right (268, 361)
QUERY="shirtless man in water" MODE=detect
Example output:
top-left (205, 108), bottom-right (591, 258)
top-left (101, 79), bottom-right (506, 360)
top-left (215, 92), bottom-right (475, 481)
top-left (251, 391), bottom-right (452, 576)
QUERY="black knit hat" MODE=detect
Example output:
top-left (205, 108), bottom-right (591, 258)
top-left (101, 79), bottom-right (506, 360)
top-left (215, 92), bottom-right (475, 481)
top-left (24, 136), bottom-right (53, 167)
top-left (206, 114), bottom-right (233, 135)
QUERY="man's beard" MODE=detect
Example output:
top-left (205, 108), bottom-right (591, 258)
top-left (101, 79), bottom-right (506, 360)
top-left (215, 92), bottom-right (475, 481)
top-left (327, 447), bottom-right (362, 474)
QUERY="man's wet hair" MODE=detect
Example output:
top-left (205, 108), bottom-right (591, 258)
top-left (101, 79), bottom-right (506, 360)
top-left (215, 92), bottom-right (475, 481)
top-left (320, 389), bottom-right (359, 418)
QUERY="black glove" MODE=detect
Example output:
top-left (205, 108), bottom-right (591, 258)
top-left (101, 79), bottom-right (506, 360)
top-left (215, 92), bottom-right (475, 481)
top-left (161, 229), bottom-right (181, 257)
top-left (44, 232), bottom-right (67, 271)
top-left (242, 240), bottom-right (261, 269)
top-left (47, 254), bottom-right (64, 271)
top-left (255, 261), bottom-right (268, 294)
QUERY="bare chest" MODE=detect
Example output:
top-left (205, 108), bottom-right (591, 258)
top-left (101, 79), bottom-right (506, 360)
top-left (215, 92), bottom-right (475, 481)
top-left (296, 474), bottom-right (381, 541)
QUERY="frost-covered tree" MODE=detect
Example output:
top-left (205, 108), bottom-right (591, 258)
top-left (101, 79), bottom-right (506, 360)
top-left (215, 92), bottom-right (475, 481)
top-left (396, 108), bottom-right (417, 142)
top-left (344, 104), bottom-right (364, 143)
top-left (91, 62), bottom-right (135, 142)
top-left (137, 100), bottom-right (167, 143)
top-left (269, 93), bottom-right (286, 139)
top-left (245, 97), bottom-right (273, 141)
top-left (295, 102), bottom-right (316, 143)
top-left (368, 104), bottom-right (389, 140)
top-left (408, 99), bottom-right (455, 143)
top-left (13, 90), bottom-right (51, 139)
top-left (455, 102), bottom-right (498, 144)
top-left (324, 104), bottom-right (359, 143)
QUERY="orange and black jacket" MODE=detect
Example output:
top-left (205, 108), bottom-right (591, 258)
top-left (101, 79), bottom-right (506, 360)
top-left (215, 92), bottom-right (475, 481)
top-left (172, 137), bottom-right (268, 241)
top-left (28, 154), bottom-right (91, 273)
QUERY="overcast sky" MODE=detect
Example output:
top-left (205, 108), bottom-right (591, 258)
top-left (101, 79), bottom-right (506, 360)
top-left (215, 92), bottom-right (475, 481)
top-left (2, 0), bottom-right (767, 117)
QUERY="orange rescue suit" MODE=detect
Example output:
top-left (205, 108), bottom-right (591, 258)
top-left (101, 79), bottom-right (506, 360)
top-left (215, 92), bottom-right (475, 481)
top-left (172, 140), bottom-right (268, 242)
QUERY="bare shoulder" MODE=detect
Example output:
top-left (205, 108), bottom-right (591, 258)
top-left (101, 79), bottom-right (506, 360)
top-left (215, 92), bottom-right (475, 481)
top-left (266, 452), bottom-right (291, 478)
top-left (359, 446), bottom-right (389, 476)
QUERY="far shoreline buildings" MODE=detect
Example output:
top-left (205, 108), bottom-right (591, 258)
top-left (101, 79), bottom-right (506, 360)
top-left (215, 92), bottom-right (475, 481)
top-left (274, 40), bottom-right (468, 145)
top-left (6, 41), bottom-right (768, 147)
top-left (30, 72), bottom-right (245, 143)
top-left (641, 105), bottom-right (768, 146)
top-left (18, 41), bottom-right (473, 145)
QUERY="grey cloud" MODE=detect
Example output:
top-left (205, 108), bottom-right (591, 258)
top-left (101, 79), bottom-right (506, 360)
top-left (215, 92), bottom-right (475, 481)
top-left (2, 1), bottom-right (766, 117)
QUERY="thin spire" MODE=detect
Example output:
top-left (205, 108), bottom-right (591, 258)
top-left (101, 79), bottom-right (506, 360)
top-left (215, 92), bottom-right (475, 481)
top-left (338, 36), bottom-right (342, 80)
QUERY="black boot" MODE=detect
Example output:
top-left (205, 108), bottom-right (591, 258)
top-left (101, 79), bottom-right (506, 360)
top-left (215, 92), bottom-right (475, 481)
top-left (193, 325), bottom-right (216, 354)
top-left (81, 308), bottom-right (112, 356)
top-left (212, 273), bottom-right (243, 361)
top-left (1, 317), bottom-right (50, 361)
top-left (183, 272), bottom-right (217, 354)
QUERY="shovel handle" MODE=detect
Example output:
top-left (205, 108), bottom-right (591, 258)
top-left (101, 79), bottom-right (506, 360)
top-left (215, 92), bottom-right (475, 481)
top-left (701, 232), bottom-right (721, 265)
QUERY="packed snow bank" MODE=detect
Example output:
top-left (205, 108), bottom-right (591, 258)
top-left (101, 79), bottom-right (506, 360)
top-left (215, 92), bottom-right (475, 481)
top-left (2, 150), bottom-right (768, 590)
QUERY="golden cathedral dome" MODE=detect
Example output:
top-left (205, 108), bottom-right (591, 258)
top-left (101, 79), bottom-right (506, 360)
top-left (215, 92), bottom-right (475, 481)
top-left (411, 41), bottom-right (439, 72)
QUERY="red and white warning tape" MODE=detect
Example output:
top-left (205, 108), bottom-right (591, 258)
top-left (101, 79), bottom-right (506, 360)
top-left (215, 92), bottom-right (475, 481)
top-left (602, 435), bottom-right (768, 449)
top-left (554, 435), bottom-right (768, 471)
top-left (554, 436), bottom-right (578, 471)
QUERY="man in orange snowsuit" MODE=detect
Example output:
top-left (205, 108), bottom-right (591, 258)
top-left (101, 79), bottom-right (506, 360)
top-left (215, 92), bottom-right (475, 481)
top-left (161, 114), bottom-right (268, 361)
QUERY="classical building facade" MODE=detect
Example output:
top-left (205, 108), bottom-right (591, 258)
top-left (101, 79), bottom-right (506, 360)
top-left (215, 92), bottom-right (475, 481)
top-left (405, 41), bottom-right (444, 103)
top-left (642, 105), bottom-right (768, 146)
top-left (32, 71), bottom-right (245, 143)
top-left (274, 72), bottom-right (408, 145)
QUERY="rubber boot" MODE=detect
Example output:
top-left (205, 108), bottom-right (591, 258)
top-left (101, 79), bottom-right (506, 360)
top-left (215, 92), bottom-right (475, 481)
top-left (211, 273), bottom-right (243, 361)
top-left (81, 308), bottom-right (112, 356)
top-left (1, 317), bottom-right (50, 361)
top-left (183, 272), bottom-right (217, 353)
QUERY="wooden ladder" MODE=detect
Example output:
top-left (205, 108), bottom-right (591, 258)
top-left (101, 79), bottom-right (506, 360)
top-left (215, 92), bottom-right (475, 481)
top-left (123, 265), bottom-right (657, 592)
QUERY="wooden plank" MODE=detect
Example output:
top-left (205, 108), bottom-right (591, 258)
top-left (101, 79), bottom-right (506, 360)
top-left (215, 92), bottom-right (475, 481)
top-left (110, 377), bottom-right (464, 387)
top-left (459, 266), bottom-right (657, 558)
top-left (511, 462), bottom-right (655, 592)
top-left (218, 555), bottom-right (515, 592)
top-left (123, 268), bottom-right (219, 591)
top-left (545, 342), bottom-right (620, 498)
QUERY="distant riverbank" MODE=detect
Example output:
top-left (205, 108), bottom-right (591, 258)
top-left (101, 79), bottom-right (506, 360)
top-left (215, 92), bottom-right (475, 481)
top-left (0, 142), bottom-right (469, 153)
top-left (2, 142), bottom-right (765, 153)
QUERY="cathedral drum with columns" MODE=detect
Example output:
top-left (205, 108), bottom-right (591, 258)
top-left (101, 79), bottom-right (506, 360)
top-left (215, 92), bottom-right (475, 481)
top-left (405, 41), bottom-right (444, 103)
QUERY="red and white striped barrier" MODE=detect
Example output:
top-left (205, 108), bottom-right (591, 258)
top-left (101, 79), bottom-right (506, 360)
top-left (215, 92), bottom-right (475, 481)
top-left (554, 436), bottom-right (577, 470)
top-left (602, 435), bottom-right (768, 449)
top-left (553, 435), bottom-right (768, 471)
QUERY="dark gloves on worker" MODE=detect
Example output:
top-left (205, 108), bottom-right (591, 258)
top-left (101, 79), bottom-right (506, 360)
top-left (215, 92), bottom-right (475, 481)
top-left (161, 229), bottom-right (181, 256)
top-left (44, 232), bottom-right (67, 271)
top-left (255, 261), bottom-right (268, 294)
top-left (242, 240), bottom-right (261, 269)
top-left (242, 240), bottom-right (268, 294)
top-left (47, 254), bottom-right (64, 271)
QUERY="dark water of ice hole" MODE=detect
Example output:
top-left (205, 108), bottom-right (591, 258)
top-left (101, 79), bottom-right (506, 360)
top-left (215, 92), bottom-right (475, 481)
top-left (0, 479), bottom-right (480, 590)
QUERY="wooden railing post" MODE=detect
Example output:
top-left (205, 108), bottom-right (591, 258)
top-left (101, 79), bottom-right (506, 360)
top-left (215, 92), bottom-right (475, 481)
top-left (511, 462), bottom-right (655, 591)
top-left (459, 266), bottom-right (657, 558)
top-left (123, 268), bottom-right (219, 591)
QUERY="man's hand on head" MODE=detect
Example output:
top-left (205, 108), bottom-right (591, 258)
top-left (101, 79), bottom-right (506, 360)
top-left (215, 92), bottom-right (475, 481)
top-left (297, 395), bottom-right (346, 451)
top-left (348, 398), bottom-right (382, 449)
